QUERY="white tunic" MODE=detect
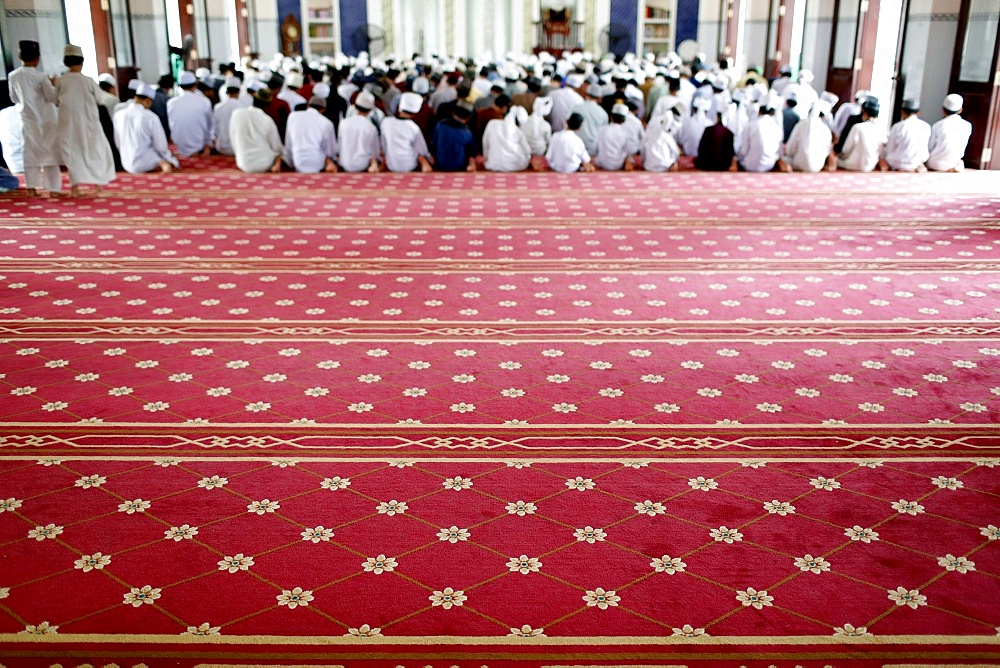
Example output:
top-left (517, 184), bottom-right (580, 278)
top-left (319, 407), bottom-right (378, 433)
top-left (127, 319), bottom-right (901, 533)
top-left (380, 117), bottom-right (430, 172)
top-left (8, 65), bottom-right (60, 168)
top-left (114, 101), bottom-right (179, 174)
top-left (641, 116), bottom-right (681, 172)
top-left (679, 109), bottom-right (713, 157)
top-left (56, 72), bottom-right (115, 186)
top-left (783, 113), bottom-right (832, 173)
top-left (229, 106), bottom-right (284, 173)
top-left (926, 113), bottom-right (972, 171)
top-left (883, 114), bottom-right (931, 171)
top-left (337, 114), bottom-right (381, 172)
top-left (837, 120), bottom-right (884, 172)
top-left (545, 129), bottom-right (590, 173)
top-left (97, 90), bottom-right (119, 118)
top-left (285, 107), bottom-right (339, 173)
top-left (739, 114), bottom-right (783, 172)
top-left (167, 90), bottom-right (214, 157)
top-left (624, 114), bottom-right (645, 155)
top-left (213, 97), bottom-right (243, 155)
top-left (0, 104), bottom-right (25, 173)
top-left (546, 88), bottom-right (584, 133)
top-left (278, 88), bottom-right (306, 110)
top-left (482, 111), bottom-right (532, 172)
top-left (593, 122), bottom-right (631, 170)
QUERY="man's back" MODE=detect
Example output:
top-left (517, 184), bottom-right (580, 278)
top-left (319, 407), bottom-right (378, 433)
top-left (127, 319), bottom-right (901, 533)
top-left (927, 114), bottom-right (972, 171)
top-left (884, 115), bottom-right (930, 171)
top-left (168, 91), bottom-right (213, 156)
top-left (213, 98), bottom-right (243, 155)
top-left (338, 114), bottom-right (380, 172)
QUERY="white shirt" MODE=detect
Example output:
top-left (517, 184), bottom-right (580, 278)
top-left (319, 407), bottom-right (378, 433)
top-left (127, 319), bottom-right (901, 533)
top-left (167, 89), bottom-right (213, 156)
top-left (380, 116), bottom-right (430, 172)
top-left (97, 89), bottom-right (119, 118)
top-left (624, 114), bottom-right (645, 155)
top-left (114, 101), bottom-right (178, 174)
top-left (837, 119), bottom-right (884, 172)
top-left (739, 114), bottom-right (783, 172)
top-left (883, 114), bottom-right (931, 171)
top-left (213, 96), bottom-right (243, 155)
top-left (641, 116), bottom-right (681, 172)
top-left (545, 129), bottom-right (590, 173)
top-left (278, 88), bottom-right (306, 111)
top-left (593, 122), bottom-right (631, 170)
top-left (783, 114), bottom-right (832, 173)
top-left (285, 107), bottom-right (338, 173)
top-left (679, 109), bottom-right (713, 157)
top-left (337, 114), bottom-right (381, 172)
top-left (230, 106), bottom-right (284, 173)
top-left (0, 104), bottom-right (25, 173)
top-left (8, 65), bottom-right (60, 167)
top-left (926, 113), bottom-right (972, 171)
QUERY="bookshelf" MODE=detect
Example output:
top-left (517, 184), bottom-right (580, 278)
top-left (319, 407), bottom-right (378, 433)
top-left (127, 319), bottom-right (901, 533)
top-left (638, 0), bottom-right (677, 57)
top-left (301, 0), bottom-right (340, 57)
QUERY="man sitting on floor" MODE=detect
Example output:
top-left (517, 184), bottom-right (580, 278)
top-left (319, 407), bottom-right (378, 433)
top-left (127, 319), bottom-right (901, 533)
top-left (230, 87), bottom-right (285, 173)
top-left (114, 82), bottom-right (180, 174)
top-left (285, 95), bottom-right (339, 173)
top-left (837, 96), bottom-right (884, 172)
top-left (881, 98), bottom-right (930, 172)
top-left (546, 112), bottom-right (595, 173)
top-left (382, 92), bottom-right (433, 173)
top-left (926, 93), bottom-right (972, 172)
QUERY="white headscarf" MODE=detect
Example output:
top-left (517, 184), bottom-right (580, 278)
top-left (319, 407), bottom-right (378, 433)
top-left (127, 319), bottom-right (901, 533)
top-left (523, 97), bottom-right (553, 156)
top-left (483, 105), bottom-right (532, 172)
top-left (679, 97), bottom-right (714, 158)
top-left (642, 114), bottom-right (681, 172)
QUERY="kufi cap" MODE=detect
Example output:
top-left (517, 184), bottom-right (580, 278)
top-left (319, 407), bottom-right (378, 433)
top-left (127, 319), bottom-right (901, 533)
top-left (308, 95), bottom-right (327, 108)
top-left (195, 67), bottom-right (210, 79)
top-left (19, 40), bottom-right (40, 59)
top-left (565, 73), bottom-right (585, 88)
top-left (312, 82), bottom-right (331, 98)
top-left (247, 79), bottom-right (265, 92)
top-left (399, 91), bottom-right (423, 114)
top-left (732, 88), bottom-right (748, 103)
top-left (224, 77), bottom-right (242, 90)
top-left (412, 76), bottom-right (430, 94)
top-left (253, 87), bottom-right (273, 103)
top-left (943, 93), bottom-right (963, 112)
top-left (586, 83), bottom-right (603, 98)
top-left (127, 79), bottom-right (142, 91)
top-left (712, 73), bottom-right (729, 90)
top-left (798, 69), bottom-right (814, 83)
top-left (178, 71), bottom-right (197, 86)
top-left (611, 102), bottom-right (629, 116)
top-left (692, 96), bottom-right (712, 112)
top-left (136, 83), bottom-right (157, 99)
top-left (813, 99), bottom-right (832, 117)
top-left (98, 73), bottom-right (116, 86)
top-left (354, 90), bottom-right (376, 110)
top-left (199, 74), bottom-right (215, 87)
top-left (779, 64), bottom-right (792, 76)
top-left (692, 71), bottom-right (709, 85)
top-left (820, 91), bottom-right (839, 106)
top-left (854, 89), bottom-right (868, 101)
top-left (861, 95), bottom-right (880, 115)
top-left (763, 90), bottom-right (783, 110)
top-left (64, 44), bottom-right (84, 58)
top-left (901, 97), bottom-right (920, 111)
top-left (286, 72), bottom-right (304, 88)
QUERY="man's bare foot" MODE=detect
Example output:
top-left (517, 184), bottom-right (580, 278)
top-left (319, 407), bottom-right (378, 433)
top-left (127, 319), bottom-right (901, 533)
top-left (94, 185), bottom-right (103, 197)
top-left (159, 161), bottom-right (173, 174)
top-left (26, 188), bottom-right (39, 197)
top-left (668, 163), bottom-right (679, 172)
top-left (70, 185), bottom-right (82, 197)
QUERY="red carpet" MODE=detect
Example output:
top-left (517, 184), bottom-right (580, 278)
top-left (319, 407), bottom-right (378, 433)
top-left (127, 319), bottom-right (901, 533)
top-left (1, 159), bottom-right (999, 666)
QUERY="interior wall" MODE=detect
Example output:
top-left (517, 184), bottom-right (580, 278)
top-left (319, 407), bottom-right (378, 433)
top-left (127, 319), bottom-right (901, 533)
top-left (2, 0), bottom-right (67, 76)
top-left (899, 0), bottom-right (959, 125)
top-left (696, 0), bottom-right (723, 62)
top-left (129, 0), bottom-right (172, 80)
top-left (799, 0), bottom-right (832, 91)
top-left (252, 0), bottom-right (280, 58)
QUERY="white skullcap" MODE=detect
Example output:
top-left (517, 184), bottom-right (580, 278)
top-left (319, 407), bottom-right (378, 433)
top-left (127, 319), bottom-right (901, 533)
top-left (798, 69), bottom-right (814, 83)
top-left (355, 90), bottom-right (375, 110)
top-left (692, 97), bottom-right (712, 112)
top-left (127, 79), bottom-right (142, 91)
top-left (854, 89), bottom-right (868, 101)
top-left (312, 82), bottom-right (331, 98)
top-left (63, 43), bottom-right (83, 58)
top-left (943, 93), bottom-right (963, 112)
top-left (586, 83), bottom-right (603, 98)
top-left (565, 73), bottom-right (585, 88)
top-left (399, 91), bottom-right (423, 114)
top-left (411, 76), bottom-right (430, 95)
top-left (224, 77), bottom-right (241, 90)
top-left (199, 74), bottom-right (215, 87)
top-left (286, 72), bottom-right (304, 88)
top-left (178, 71), bottom-right (197, 86)
top-left (195, 67), bottom-right (210, 79)
top-left (136, 83), bottom-right (157, 99)
top-left (820, 91), bottom-right (839, 106)
top-left (98, 73), bottom-right (116, 86)
top-left (246, 79), bottom-right (265, 92)
top-left (611, 102), bottom-right (629, 116)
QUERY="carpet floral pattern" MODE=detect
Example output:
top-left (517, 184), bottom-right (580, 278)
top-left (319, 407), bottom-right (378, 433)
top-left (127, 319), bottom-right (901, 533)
top-left (0, 163), bottom-right (998, 667)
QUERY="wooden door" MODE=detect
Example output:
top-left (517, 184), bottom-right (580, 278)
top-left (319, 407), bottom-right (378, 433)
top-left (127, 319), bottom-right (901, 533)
top-left (825, 0), bottom-right (863, 105)
top-left (948, 0), bottom-right (1000, 169)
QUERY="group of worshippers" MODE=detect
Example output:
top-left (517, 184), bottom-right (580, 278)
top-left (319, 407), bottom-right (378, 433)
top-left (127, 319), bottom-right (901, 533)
top-left (0, 42), bottom-right (976, 193)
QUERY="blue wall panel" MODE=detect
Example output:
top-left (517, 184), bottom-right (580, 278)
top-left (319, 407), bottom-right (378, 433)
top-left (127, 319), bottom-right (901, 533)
top-left (675, 0), bottom-right (700, 46)
top-left (277, 0), bottom-right (301, 54)
top-left (609, 0), bottom-right (639, 56)
top-left (339, 0), bottom-right (369, 56)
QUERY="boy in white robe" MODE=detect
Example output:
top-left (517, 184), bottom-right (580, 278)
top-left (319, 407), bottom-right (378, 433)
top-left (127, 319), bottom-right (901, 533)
top-left (783, 100), bottom-right (834, 173)
top-left (545, 112), bottom-right (595, 173)
top-left (837, 96), bottom-right (885, 172)
top-left (114, 83), bottom-right (180, 174)
top-left (338, 92), bottom-right (382, 173)
top-left (8, 40), bottom-right (62, 195)
top-left (926, 94), bottom-right (973, 172)
top-left (230, 88), bottom-right (285, 173)
top-left (739, 92), bottom-right (784, 172)
top-left (641, 112), bottom-right (681, 172)
top-left (482, 105), bottom-right (532, 172)
top-left (381, 92), bottom-right (432, 173)
top-left (56, 44), bottom-right (115, 196)
top-left (213, 78), bottom-right (244, 156)
top-left (285, 96), bottom-right (339, 173)
top-left (881, 98), bottom-right (930, 172)
top-left (168, 71), bottom-right (214, 157)
top-left (0, 102), bottom-right (24, 174)
top-left (593, 103), bottom-right (634, 171)
top-left (522, 96), bottom-right (553, 156)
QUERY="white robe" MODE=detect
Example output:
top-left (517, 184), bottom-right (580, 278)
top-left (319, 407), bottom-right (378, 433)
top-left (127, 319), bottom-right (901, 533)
top-left (114, 101), bottom-right (179, 174)
top-left (568, 100), bottom-right (609, 155)
top-left (784, 110), bottom-right (832, 173)
top-left (56, 72), bottom-right (115, 186)
top-left (837, 119), bottom-right (884, 172)
top-left (285, 107), bottom-right (339, 173)
top-left (926, 113), bottom-right (972, 171)
top-left (545, 129), bottom-right (590, 173)
top-left (546, 87), bottom-right (584, 133)
top-left (337, 114), bottom-right (381, 172)
top-left (213, 97), bottom-right (243, 155)
top-left (482, 107), bottom-right (531, 172)
top-left (593, 122), bottom-right (631, 171)
top-left (679, 108), bottom-right (713, 157)
top-left (0, 103), bottom-right (25, 173)
top-left (833, 101), bottom-right (861, 137)
top-left (278, 88), bottom-right (306, 111)
top-left (522, 97), bottom-right (552, 156)
top-left (381, 116), bottom-right (430, 172)
top-left (167, 90), bottom-right (214, 157)
top-left (883, 114), bottom-right (931, 171)
top-left (739, 114), bottom-right (783, 172)
top-left (8, 66), bottom-right (60, 169)
top-left (641, 116), bottom-right (681, 172)
top-left (230, 106), bottom-right (284, 173)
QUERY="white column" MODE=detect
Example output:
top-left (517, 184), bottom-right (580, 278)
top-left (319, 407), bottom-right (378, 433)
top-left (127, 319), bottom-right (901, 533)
top-left (868, 0), bottom-right (904, 132)
top-left (64, 1), bottom-right (99, 79)
top-left (511, 0), bottom-right (526, 54)
top-left (788, 0), bottom-right (807, 73)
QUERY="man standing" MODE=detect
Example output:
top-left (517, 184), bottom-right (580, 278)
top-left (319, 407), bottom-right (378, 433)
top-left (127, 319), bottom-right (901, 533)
top-left (168, 71), bottom-right (214, 157)
top-left (114, 83), bottom-right (180, 174)
top-left (381, 92), bottom-right (433, 172)
top-left (926, 94), bottom-right (972, 172)
top-left (230, 87), bottom-right (284, 173)
top-left (338, 91), bottom-right (381, 173)
top-left (285, 95), bottom-right (339, 173)
top-left (8, 40), bottom-right (61, 195)
top-left (881, 98), bottom-right (930, 172)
